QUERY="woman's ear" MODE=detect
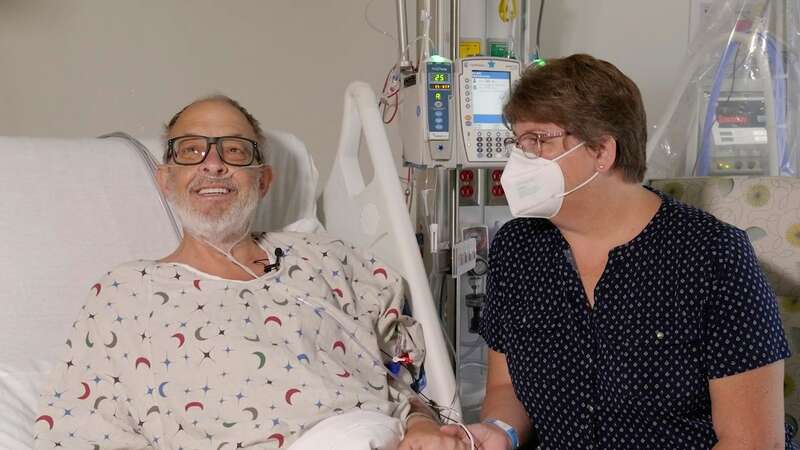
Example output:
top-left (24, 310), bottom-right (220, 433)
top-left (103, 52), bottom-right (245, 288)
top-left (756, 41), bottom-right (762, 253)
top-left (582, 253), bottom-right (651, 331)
top-left (595, 135), bottom-right (617, 172)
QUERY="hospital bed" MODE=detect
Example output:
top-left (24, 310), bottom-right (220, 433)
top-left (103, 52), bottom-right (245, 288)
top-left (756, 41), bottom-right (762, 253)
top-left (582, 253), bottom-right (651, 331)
top-left (0, 82), bottom-right (459, 448)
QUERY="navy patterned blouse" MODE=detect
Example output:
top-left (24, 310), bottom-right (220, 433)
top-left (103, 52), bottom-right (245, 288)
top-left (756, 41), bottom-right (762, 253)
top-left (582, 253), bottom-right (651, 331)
top-left (480, 189), bottom-right (794, 449)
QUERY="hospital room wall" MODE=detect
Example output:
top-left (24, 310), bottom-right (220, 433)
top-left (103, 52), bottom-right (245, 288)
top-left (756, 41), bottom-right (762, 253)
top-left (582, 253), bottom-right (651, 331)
top-left (0, 0), bottom-right (690, 185)
top-left (530, 0), bottom-right (692, 138)
top-left (0, 0), bottom-right (406, 182)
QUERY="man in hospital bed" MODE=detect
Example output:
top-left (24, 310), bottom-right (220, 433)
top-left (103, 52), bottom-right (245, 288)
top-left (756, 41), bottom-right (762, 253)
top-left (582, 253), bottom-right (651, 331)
top-left (32, 96), bottom-right (464, 450)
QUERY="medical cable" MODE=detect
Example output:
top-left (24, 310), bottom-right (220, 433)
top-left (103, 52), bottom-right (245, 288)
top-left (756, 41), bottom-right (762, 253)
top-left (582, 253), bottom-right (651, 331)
top-left (365, 0), bottom-right (396, 42)
top-left (534, 0), bottom-right (545, 60)
top-left (434, 274), bottom-right (459, 368)
top-left (456, 421), bottom-right (477, 450)
top-left (709, 34), bottom-right (788, 174)
top-left (105, 132), bottom-right (268, 255)
top-left (436, 277), bottom-right (448, 340)
top-left (404, 166), bottom-right (414, 211)
top-left (380, 64), bottom-right (401, 123)
top-left (177, 172), bottom-right (269, 281)
top-left (294, 295), bottom-right (424, 403)
top-left (165, 163), bottom-right (266, 251)
top-left (399, 166), bottom-right (414, 210)
top-left (696, 4), bottom-right (788, 175)
top-left (190, 240), bottom-right (472, 430)
top-left (99, 132), bottom-right (183, 240)
top-left (197, 233), bottom-right (261, 280)
top-left (254, 247), bottom-right (285, 274)
top-left (766, 31), bottom-right (790, 174)
top-left (420, 0), bottom-right (432, 60)
top-left (294, 296), bottom-right (408, 381)
top-left (725, 44), bottom-right (742, 103)
top-left (695, 37), bottom-right (739, 175)
top-left (417, 30), bottom-right (439, 70)
top-left (380, 33), bottom-right (436, 125)
top-left (507, 22), bottom-right (516, 60)
top-left (294, 294), bottom-right (467, 426)
top-left (755, 1), bottom-right (785, 172)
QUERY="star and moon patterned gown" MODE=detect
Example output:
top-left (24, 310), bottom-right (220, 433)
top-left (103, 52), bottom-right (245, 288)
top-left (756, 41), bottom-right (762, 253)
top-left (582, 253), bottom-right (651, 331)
top-left (33, 232), bottom-right (426, 450)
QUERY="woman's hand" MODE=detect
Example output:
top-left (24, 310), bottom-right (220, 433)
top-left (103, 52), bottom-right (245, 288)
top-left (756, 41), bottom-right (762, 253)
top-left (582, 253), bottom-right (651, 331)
top-left (440, 422), bottom-right (511, 450)
top-left (398, 416), bottom-right (471, 450)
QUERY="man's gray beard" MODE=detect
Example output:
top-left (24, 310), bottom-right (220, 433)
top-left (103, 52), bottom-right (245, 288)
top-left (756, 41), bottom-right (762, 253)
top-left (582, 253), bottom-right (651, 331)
top-left (166, 177), bottom-right (261, 250)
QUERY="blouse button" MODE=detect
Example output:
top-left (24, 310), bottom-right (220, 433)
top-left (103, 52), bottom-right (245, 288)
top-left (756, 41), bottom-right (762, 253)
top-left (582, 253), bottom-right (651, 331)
top-left (655, 330), bottom-right (665, 340)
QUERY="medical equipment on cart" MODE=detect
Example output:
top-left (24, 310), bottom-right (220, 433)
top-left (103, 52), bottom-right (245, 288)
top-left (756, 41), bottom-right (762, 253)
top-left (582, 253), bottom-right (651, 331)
top-left (392, 0), bottom-right (533, 421)
top-left (647, 0), bottom-right (800, 179)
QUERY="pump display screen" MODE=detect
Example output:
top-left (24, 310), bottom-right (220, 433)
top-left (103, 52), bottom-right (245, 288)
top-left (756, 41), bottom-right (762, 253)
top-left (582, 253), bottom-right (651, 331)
top-left (472, 70), bottom-right (511, 124)
top-left (430, 72), bottom-right (450, 83)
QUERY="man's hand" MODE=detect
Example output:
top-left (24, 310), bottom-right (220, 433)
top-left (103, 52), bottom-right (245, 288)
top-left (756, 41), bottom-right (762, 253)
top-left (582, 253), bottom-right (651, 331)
top-left (398, 417), bottom-right (470, 450)
top-left (440, 422), bottom-right (511, 450)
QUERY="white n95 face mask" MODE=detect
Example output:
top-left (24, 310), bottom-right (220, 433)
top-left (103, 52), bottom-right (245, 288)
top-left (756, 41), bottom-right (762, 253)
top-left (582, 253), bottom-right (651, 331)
top-left (500, 141), bottom-right (598, 218)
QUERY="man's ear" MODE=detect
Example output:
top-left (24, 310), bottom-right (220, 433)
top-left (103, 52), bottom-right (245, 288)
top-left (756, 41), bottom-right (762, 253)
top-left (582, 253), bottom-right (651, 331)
top-left (595, 135), bottom-right (617, 173)
top-left (155, 165), bottom-right (170, 195)
top-left (258, 165), bottom-right (273, 198)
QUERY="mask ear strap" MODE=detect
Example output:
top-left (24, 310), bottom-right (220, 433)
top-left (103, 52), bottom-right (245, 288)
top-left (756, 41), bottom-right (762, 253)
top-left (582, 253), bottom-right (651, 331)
top-left (552, 141), bottom-right (585, 162)
top-left (559, 171), bottom-right (599, 198)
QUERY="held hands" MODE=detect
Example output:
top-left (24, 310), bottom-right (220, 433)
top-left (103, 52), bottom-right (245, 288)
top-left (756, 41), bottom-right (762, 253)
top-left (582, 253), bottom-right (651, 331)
top-left (398, 414), bottom-right (514, 450)
top-left (398, 416), bottom-right (470, 450)
top-left (440, 422), bottom-right (512, 450)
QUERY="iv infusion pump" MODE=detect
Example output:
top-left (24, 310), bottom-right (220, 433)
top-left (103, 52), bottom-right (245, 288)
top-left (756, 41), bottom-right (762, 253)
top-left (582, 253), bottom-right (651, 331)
top-left (402, 57), bottom-right (521, 168)
top-left (400, 57), bottom-right (454, 166)
top-left (455, 57), bottom-right (521, 166)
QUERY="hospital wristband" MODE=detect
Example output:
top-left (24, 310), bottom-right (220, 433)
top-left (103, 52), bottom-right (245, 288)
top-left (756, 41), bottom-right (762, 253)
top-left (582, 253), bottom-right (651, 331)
top-left (483, 418), bottom-right (519, 450)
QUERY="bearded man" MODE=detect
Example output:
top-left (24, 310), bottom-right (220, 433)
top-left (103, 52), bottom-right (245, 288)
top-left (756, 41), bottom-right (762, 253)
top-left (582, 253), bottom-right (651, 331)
top-left (32, 96), bottom-right (468, 450)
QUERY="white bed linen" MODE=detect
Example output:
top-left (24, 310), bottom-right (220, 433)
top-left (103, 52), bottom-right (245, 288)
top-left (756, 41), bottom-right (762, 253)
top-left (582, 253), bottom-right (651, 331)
top-left (287, 410), bottom-right (403, 450)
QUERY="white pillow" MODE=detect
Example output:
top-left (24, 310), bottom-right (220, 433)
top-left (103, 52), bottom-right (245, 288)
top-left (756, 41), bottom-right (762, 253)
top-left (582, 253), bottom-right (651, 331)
top-left (0, 136), bottom-right (180, 449)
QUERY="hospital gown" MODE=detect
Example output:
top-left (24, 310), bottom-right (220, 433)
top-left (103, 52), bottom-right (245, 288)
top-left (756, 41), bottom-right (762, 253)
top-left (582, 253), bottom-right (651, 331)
top-left (33, 232), bottom-right (425, 449)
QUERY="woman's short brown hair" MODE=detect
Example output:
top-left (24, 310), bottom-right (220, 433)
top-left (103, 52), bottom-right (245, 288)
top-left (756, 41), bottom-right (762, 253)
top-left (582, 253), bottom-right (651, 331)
top-left (503, 54), bottom-right (647, 182)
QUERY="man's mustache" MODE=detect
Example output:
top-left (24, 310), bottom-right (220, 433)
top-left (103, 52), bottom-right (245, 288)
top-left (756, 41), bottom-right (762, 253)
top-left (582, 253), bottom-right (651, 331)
top-left (187, 176), bottom-right (238, 193)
